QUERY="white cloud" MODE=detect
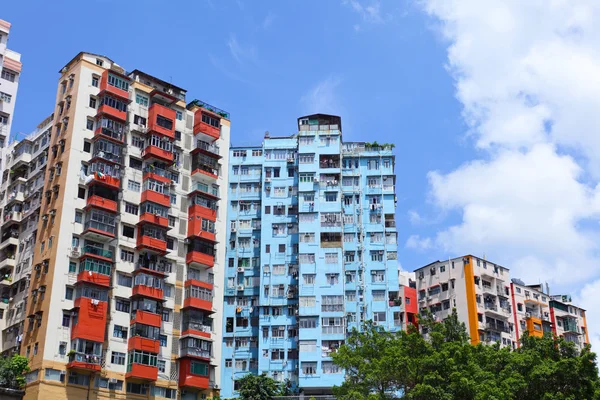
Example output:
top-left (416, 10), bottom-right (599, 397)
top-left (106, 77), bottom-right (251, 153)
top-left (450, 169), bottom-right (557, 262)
top-left (408, 210), bottom-right (422, 225)
top-left (263, 12), bottom-right (275, 30)
top-left (227, 34), bottom-right (258, 65)
top-left (418, 0), bottom-right (600, 343)
top-left (300, 76), bottom-right (343, 115)
top-left (574, 279), bottom-right (600, 350)
top-left (405, 234), bottom-right (433, 251)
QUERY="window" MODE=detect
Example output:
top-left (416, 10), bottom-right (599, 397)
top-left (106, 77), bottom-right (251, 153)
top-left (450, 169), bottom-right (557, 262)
top-left (62, 312), bottom-right (70, 327)
top-left (91, 75), bottom-right (99, 87)
top-left (96, 58), bottom-right (104, 66)
top-left (113, 297), bottom-right (130, 313)
top-left (162, 309), bottom-right (171, 322)
top-left (278, 244), bottom-right (285, 253)
top-left (159, 334), bottom-right (167, 347)
top-left (129, 157), bottom-right (143, 170)
top-left (113, 325), bottom-right (128, 339)
top-left (373, 290), bottom-right (386, 301)
top-left (1, 69), bottom-right (17, 82)
top-left (372, 270), bottom-right (385, 282)
top-left (89, 96), bottom-right (97, 108)
top-left (321, 295), bottom-right (343, 312)
top-left (65, 286), bottom-right (74, 300)
top-left (120, 249), bottom-right (134, 262)
top-left (111, 351), bottom-right (126, 365)
top-left (75, 211), bottom-right (83, 223)
top-left (96, 378), bottom-right (123, 391)
top-left (346, 291), bottom-right (356, 301)
top-left (69, 262), bottom-right (77, 273)
top-left (77, 187), bottom-right (86, 199)
top-left (233, 150), bottom-right (247, 158)
top-left (127, 383), bottom-right (149, 395)
top-left (68, 372), bottom-right (90, 386)
top-left (123, 202), bottom-right (138, 215)
top-left (45, 368), bottom-right (64, 382)
top-left (190, 361), bottom-right (209, 376)
top-left (83, 141), bottom-right (91, 152)
top-left (135, 93), bottom-right (149, 107)
top-left (122, 225), bottom-right (135, 238)
top-left (128, 180), bottom-right (141, 192)
top-left (303, 274), bottom-right (315, 285)
top-left (131, 135), bottom-right (144, 148)
top-left (176, 110), bottom-right (183, 120)
top-left (300, 297), bottom-right (316, 307)
top-left (134, 115), bottom-right (147, 126)
top-left (86, 119), bottom-right (94, 130)
top-left (302, 362), bottom-right (317, 375)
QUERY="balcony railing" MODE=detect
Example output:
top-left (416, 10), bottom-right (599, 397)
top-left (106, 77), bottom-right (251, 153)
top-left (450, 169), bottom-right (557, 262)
top-left (189, 100), bottom-right (230, 119)
top-left (484, 303), bottom-right (497, 311)
top-left (192, 183), bottom-right (219, 198)
top-left (136, 261), bottom-right (170, 275)
top-left (182, 321), bottom-right (212, 334)
top-left (322, 326), bottom-right (345, 335)
top-left (84, 220), bottom-right (116, 235)
top-left (180, 347), bottom-right (212, 359)
top-left (196, 141), bottom-right (220, 155)
top-left (144, 166), bottom-right (171, 179)
top-left (82, 245), bottom-right (113, 259)
top-left (69, 352), bottom-right (102, 365)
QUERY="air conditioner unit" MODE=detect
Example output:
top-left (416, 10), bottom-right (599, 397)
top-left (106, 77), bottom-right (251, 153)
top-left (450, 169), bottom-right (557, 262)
top-left (525, 312), bottom-right (531, 318)
top-left (237, 267), bottom-right (245, 273)
top-left (70, 247), bottom-right (80, 257)
top-left (183, 239), bottom-right (190, 245)
top-left (265, 178), bottom-right (271, 183)
top-left (313, 177), bottom-right (319, 183)
top-left (109, 378), bottom-right (118, 384)
top-left (231, 227), bottom-right (237, 233)
top-left (371, 271), bottom-right (377, 275)
top-left (237, 285), bottom-right (245, 291)
top-left (42, 215), bottom-right (48, 221)
top-left (34, 265), bottom-right (41, 271)
top-left (265, 186), bottom-right (271, 191)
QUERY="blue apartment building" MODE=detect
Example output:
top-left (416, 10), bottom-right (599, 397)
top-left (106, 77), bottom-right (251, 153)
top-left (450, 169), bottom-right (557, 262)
top-left (220, 114), bottom-right (400, 397)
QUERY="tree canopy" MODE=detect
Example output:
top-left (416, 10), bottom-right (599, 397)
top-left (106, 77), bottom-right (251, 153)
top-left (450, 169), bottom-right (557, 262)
top-left (332, 310), bottom-right (600, 400)
top-left (0, 354), bottom-right (29, 390)
top-left (236, 372), bottom-right (292, 400)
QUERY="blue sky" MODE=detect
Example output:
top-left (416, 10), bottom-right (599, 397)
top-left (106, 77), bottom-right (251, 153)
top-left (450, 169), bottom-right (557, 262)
top-left (2, 0), bottom-right (470, 272)
top-left (6, 1), bottom-right (600, 346)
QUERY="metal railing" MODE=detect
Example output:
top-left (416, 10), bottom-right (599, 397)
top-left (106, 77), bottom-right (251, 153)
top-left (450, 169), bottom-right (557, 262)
top-left (83, 245), bottom-right (113, 259)
top-left (196, 141), bottom-right (220, 155)
top-left (188, 99), bottom-right (230, 119)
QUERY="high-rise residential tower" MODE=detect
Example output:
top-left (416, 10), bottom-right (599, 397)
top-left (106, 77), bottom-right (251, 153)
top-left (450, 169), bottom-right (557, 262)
top-left (220, 114), bottom-right (402, 397)
top-left (15, 52), bottom-right (229, 400)
top-left (0, 19), bottom-right (23, 151)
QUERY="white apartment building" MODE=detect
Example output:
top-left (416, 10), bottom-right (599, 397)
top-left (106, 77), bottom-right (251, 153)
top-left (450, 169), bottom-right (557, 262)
top-left (0, 18), bottom-right (22, 148)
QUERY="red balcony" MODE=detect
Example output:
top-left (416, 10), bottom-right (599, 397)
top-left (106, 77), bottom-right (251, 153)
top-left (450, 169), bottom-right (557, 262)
top-left (142, 145), bottom-right (174, 163)
top-left (131, 310), bottom-right (161, 328)
top-left (67, 354), bottom-right (102, 372)
top-left (96, 104), bottom-right (127, 122)
top-left (82, 222), bottom-right (116, 241)
top-left (183, 297), bottom-right (213, 313)
top-left (138, 212), bottom-right (169, 229)
top-left (149, 88), bottom-right (177, 105)
top-left (141, 190), bottom-right (171, 208)
top-left (88, 172), bottom-right (120, 190)
top-left (126, 363), bottom-right (158, 381)
top-left (76, 271), bottom-right (110, 288)
top-left (179, 359), bottom-right (211, 390)
top-left (128, 336), bottom-right (160, 354)
top-left (186, 251), bottom-right (215, 268)
top-left (187, 218), bottom-right (216, 242)
top-left (99, 70), bottom-right (130, 101)
top-left (136, 235), bottom-right (167, 254)
top-left (191, 168), bottom-right (218, 181)
top-left (185, 279), bottom-right (214, 291)
top-left (71, 298), bottom-right (107, 342)
top-left (85, 195), bottom-right (118, 213)
top-left (132, 285), bottom-right (164, 301)
top-left (143, 171), bottom-right (171, 185)
top-left (188, 204), bottom-right (217, 222)
top-left (148, 104), bottom-right (176, 139)
top-left (193, 109), bottom-right (220, 140)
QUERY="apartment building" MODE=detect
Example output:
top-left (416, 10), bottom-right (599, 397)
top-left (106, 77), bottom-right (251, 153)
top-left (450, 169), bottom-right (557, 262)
top-left (0, 19), bottom-right (23, 150)
top-left (17, 52), bottom-right (229, 400)
top-left (0, 116), bottom-right (52, 356)
top-left (397, 271), bottom-right (417, 331)
top-left (220, 114), bottom-right (401, 397)
top-left (414, 256), bottom-right (589, 351)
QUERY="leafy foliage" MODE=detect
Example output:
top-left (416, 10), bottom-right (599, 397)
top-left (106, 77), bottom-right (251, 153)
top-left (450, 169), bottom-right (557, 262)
top-left (237, 373), bottom-right (288, 400)
top-left (333, 310), bottom-right (600, 400)
top-left (0, 354), bottom-right (30, 389)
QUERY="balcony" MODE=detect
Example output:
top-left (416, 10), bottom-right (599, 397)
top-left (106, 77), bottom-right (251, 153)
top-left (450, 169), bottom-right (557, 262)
top-left (178, 358), bottom-right (211, 390)
top-left (99, 70), bottom-right (130, 100)
top-left (67, 352), bottom-right (102, 372)
top-left (135, 259), bottom-right (170, 277)
top-left (96, 104), bottom-right (127, 122)
top-left (71, 298), bottom-right (108, 342)
top-left (180, 346), bottom-right (212, 361)
top-left (183, 296), bottom-right (213, 313)
top-left (2, 211), bottom-right (22, 226)
top-left (138, 212), bottom-right (169, 229)
top-left (128, 336), bottom-right (160, 354)
top-left (193, 109), bottom-right (221, 140)
top-left (131, 310), bottom-right (161, 327)
top-left (132, 285), bottom-right (164, 301)
top-left (182, 321), bottom-right (213, 339)
top-left (126, 363), bottom-right (158, 381)
top-left (80, 245), bottom-right (113, 262)
top-left (192, 140), bottom-right (221, 159)
top-left (142, 145), bottom-right (174, 163)
top-left (0, 257), bottom-right (16, 271)
top-left (148, 104), bottom-right (176, 139)
top-left (136, 235), bottom-right (167, 254)
top-left (85, 195), bottom-right (118, 213)
top-left (87, 172), bottom-right (120, 190)
top-left (485, 322), bottom-right (511, 334)
top-left (82, 220), bottom-right (116, 241)
top-left (141, 190), bottom-right (171, 208)
top-left (186, 251), bottom-right (215, 268)
top-left (188, 204), bottom-right (217, 222)
top-left (76, 270), bottom-right (111, 288)
top-left (143, 167), bottom-right (172, 184)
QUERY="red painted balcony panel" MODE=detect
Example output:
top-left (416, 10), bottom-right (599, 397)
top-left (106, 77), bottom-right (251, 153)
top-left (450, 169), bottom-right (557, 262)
top-left (88, 173), bottom-right (120, 190)
top-left (136, 235), bottom-right (167, 253)
top-left (188, 204), bottom-right (217, 222)
top-left (99, 70), bottom-right (130, 100)
top-left (185, 279), bottom-right (214, 291)
top-left (183, 296), bottom-right (212, 312)
top-left (186, 251), bottom-right (215, 268)
top-left (178, 359), bottom-right (210, 389)
top-left (193, 109), bottom-right (220, 140)
top-left (126, 363), bottom-right (158, 381)
top-left (141, 190), bottom-right (171, 208)
top-left (143, 171), bottom-right (171, 185)
top-left (71, 298), bottom-right (107, 342)
top-left (138, 212), bottom-right (169, 229)
top-left (131, 310), bottom-right (162, 328)
top-left (148, 104), bottom-right (175, 139)
top-left (142, 145), bottom-right (174, 163)
top-left (191, 168), bottom-right (218, 180)
top-left (187, 219), bottom-right (216, 242)
top-left (76, 271), bottom-right (111, 288)
top-left (67, 360), bottom-right (101, 373)
top-left (85, 195), bottom-right (118, 213)
top-left (96, 104), bottom-right (127, 122)
top-left (132, 285), bottom-right (164, 301)
top-left (182, 329), bottom-right (211, 339)
top-left (404, 287), bottom-right (418, 314)
top-left (128, 336), bottom-right (160, 353)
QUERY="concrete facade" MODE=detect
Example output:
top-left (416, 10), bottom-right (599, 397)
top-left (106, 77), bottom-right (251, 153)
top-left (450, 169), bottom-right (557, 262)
top-left (0, 19), bottom-right (22, 149)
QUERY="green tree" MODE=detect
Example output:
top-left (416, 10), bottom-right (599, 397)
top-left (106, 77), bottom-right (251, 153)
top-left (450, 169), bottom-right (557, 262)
top-left (237, 373), bottom-right (285, 400)
top-left (332, 310), bottom-right (600, 400)
top-left (0, 354), bottom-right (30, 389)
